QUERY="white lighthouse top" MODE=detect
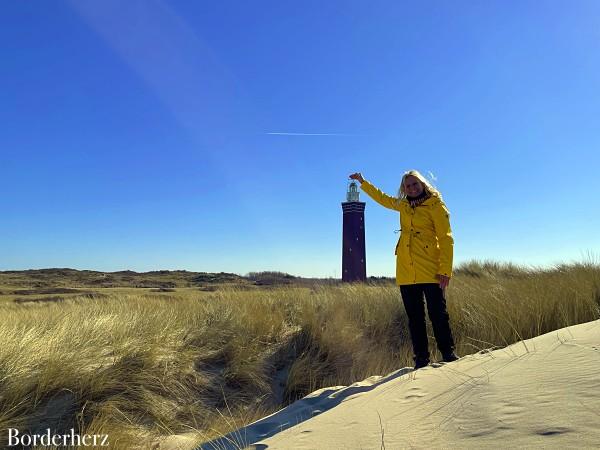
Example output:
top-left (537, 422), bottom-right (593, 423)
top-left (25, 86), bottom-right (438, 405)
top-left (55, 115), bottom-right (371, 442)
top-left (346, 181), bottom-right (360, 202)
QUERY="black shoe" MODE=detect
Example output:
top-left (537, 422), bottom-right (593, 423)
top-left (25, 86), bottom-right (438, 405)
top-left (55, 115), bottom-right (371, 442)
top-left (442, 352), bottom-right (458, 363)
top-left (413, 357), bottom-right (430, 369)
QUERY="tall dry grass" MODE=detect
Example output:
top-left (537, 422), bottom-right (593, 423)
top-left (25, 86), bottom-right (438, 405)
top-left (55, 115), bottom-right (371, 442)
top-left (0, 262), bottom-right (598, 449)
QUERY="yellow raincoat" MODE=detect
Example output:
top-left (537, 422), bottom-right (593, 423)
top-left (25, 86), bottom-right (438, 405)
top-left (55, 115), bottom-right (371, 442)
top-left (360, 180), bottom-right (454, 286)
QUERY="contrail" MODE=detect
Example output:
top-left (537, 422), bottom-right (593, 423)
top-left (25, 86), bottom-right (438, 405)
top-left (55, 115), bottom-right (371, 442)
top-left (265, 132), bottom-right (359, 136)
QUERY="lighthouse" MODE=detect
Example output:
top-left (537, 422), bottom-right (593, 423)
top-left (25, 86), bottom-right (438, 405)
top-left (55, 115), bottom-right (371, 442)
top-left (341, 181), bottom-right (366, 282)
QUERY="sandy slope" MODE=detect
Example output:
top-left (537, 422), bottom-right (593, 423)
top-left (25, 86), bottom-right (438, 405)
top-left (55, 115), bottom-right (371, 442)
top-left (198, 320), bottom-right (600, 450)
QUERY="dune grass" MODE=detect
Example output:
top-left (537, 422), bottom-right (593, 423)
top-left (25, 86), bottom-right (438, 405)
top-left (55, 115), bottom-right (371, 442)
top-left (0, 261), bottom-right (598, 449)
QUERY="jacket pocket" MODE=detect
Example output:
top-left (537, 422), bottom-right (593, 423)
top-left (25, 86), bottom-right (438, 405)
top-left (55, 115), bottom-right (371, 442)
top-left (424, 243), bottom-right (440, 261)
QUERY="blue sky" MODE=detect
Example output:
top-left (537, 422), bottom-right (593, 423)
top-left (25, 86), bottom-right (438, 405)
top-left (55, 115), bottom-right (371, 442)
top-left (2, 1), bottom-right (599, 277)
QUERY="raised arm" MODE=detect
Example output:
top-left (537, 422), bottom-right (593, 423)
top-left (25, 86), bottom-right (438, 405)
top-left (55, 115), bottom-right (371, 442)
top-left (349, 172), bottom-right (400, 211)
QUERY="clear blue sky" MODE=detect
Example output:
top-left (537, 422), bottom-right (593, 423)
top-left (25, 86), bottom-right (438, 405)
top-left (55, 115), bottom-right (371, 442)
top-left (2, 1), bottom-right (599, 277)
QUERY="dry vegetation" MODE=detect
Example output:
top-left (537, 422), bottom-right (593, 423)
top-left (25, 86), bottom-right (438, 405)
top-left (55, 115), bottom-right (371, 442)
top-left (0, 262), bottom-right (598, 449)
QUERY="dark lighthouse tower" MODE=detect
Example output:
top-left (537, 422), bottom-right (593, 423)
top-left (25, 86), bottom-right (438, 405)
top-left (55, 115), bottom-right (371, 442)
top-left (341, 181), bottom-right (366, 282)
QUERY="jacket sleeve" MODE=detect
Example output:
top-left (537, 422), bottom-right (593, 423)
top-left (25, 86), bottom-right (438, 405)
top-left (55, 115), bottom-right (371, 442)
top-left (359, 180), bottom-right (401, 211)
top-left (431, 200), bottom-right (454, 277)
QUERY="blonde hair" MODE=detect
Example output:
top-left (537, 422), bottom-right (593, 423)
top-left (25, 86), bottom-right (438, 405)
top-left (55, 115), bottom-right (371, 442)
top-left (397, 170), bottom-right (442, 200)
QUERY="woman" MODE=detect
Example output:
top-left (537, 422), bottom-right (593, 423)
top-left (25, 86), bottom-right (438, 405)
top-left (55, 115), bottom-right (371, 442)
top-left (349, 170), bottom-right (458, 369)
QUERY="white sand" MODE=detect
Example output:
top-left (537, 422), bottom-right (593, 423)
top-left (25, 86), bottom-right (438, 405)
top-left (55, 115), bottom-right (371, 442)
top-left (199, 320), bottom-right (600, 449)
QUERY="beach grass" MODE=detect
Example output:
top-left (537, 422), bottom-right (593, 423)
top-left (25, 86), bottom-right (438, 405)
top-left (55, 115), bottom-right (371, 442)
top-left (0, 261), bottom-right (598, 449)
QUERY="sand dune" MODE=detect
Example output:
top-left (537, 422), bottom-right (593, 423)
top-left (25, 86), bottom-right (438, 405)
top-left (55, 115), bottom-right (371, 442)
top-left (198, 320), bottom-right (600, 449)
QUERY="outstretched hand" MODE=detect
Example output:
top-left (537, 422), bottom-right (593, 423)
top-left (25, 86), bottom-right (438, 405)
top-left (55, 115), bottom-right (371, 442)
top-left (349, 172), bottom-right (365, 183)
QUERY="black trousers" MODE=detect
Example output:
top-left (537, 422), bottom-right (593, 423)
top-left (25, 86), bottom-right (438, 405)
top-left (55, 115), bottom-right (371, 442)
top-left (400, 283), bottom-right (455, 361)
